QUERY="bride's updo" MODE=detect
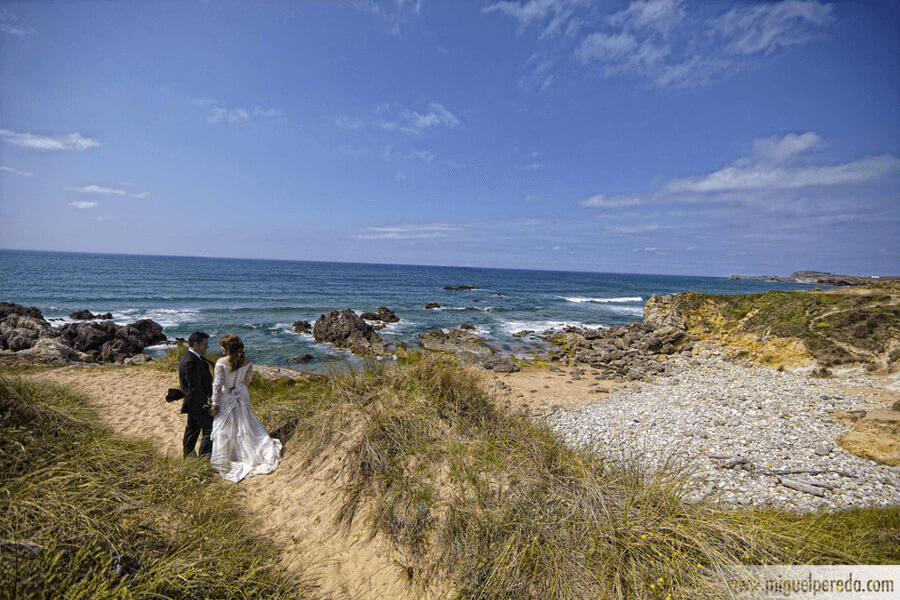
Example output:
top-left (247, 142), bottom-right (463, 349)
top-left (219, 334), bottom-right (245, 370)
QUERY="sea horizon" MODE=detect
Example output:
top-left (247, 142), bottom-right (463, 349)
top-left (0, 246), bottom-right (784, 280)
top-left (1, 249), bottom-right (823, 370)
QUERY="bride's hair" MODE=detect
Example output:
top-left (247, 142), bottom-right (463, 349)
top-left (219, 334), bottom-right (245, 370)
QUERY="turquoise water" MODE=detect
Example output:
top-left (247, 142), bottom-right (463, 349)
top-left (1, 250), bottom-right (818, 368)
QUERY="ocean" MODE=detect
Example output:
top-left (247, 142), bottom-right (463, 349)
top-left (1, 250), bottom-right (818, 369)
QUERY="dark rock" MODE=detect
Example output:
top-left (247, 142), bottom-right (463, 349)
top-left (444, 285), bottom-right (475, 291)
top-left (512, 330), bottom-right (534, 338)
top-left (360, 307), bottom-right (400, 323)
top-left (425, 303), bottom-right (441, 309)
top-left (460, 323), bottom-right (476, 330)
top-left (0, 302), bottom-right (47, 323)
top-left (288, 353), bottom-right (315, 363)
top-left (1, 303), bottom-right (165, 363)
top-left (69, 309), bottom-right (113, 320)
top-left (418, 328), bottom-right (520, 372)
top-left (292, 320), bottom-right (312, 334)
top-left (313, 310), bottom-right (388, 356)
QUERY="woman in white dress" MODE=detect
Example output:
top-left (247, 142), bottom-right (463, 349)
top-left (209, 334), bottom-right (282, 482)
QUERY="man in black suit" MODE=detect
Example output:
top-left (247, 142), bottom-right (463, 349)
top-left (179, 331), bottom-right (216, 457)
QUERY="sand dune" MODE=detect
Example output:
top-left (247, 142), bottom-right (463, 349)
top-left (34, 366), bottom-right (443, 600)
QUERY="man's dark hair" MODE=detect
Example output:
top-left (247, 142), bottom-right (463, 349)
top-left (187, 332), bottom-right (209, 348)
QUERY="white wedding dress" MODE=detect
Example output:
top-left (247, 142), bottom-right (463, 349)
top-left (210, 359), bottom-right (282, 482)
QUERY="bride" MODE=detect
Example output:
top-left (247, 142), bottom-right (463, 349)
top-left (209, 334), bottom-right (282, 482)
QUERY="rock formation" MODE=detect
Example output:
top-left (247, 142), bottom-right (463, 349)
top-left (69, 309), bottom-right (113, 320)
top-left (360, 307), bottom-right (400, 323)
top-left (313, 309), bottom-right (390, 356)
top-left (0, 302), bottom-right (166, 363)
top-left (418, 328), bottom-right (520, 372)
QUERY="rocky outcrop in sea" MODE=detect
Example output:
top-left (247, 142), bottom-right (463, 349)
top-left (0, 302), bottom-right (166, 363)
top-left (313, 309), bottom-right (393, 356)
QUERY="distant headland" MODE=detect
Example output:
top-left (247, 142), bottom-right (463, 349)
top-left (730, 271), bottom-right (900, 286)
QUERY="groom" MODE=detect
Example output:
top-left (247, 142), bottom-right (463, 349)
top-left (179, 332), bottom-right (216, 457)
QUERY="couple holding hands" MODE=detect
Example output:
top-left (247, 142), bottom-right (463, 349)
top-left (178, 332), bottom-right (282, 482)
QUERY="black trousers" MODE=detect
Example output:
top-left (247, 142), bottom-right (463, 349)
top-left (183, 412), bottom-right (214, 457)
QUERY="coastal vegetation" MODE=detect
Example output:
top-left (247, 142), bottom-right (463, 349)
top-left (659, 283), bottom-right (900, 370)
top-left (5, 346), bottom-right (897, 599)
top-left (0, 374), bottom-right (315, 600)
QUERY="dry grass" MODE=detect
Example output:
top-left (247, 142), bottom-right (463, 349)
top-left (281, 356), bottom-right (894, 600)
top-left (0, 374), bottom-right (318, 600)
top-left (6, 347), bottom-right (898, 600)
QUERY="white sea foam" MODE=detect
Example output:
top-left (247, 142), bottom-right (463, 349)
top-left (270, 322), bottom-right (295, 335)
top-left (497, 319), bottom-right (605, 336)
top-left (561, 296), bottom-right (643, 304)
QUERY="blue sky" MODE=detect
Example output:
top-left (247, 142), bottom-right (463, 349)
top-left (0, 0), bottom-right (897, 276)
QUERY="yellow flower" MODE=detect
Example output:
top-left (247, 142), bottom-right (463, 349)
top-left (658, 577), bottom-right (664, 583)
top-left (641, 534), bottom-right (647, 539)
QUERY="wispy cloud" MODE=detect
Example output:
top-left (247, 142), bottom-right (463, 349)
top-left (195, 98), bottom-right (286, 126)
top-left (336, 116), bottom-right (365, 130)
top-left (1, 9), bottom-right (38, 39)
top-left (352, 0), bottom-right (424, 35)
top-left (66, 184), bottom-right (150, 199)
top-left (405, 150), bottom-right (435, 163)
top-left (579, 132), bottom-right (899, 210)
top-left (381, 103), bottom-right (460, 134)
top-left (488, 0), bottom-right (834, 89)
top-left (0, 129), bottom-right (99, 151)
top-left (1, 23), bottom-right (37, 39)
top-left (484, 0), bottom-right (589, 39)
top-left (711, 1), bottom-right (833, 56)
top-left (69, 201), bottom-right (98, 209)
top-left (355, 222), bottom-right (463, 240)
top-left (0, 165), bottom-right (33, 176)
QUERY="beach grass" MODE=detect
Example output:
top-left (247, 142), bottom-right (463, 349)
top-left (0, 374), bottom-right (317, 600)
top-left (5, 350), bottom-right (898, 600)
top-left (246, 357), bottom-right (898, 599)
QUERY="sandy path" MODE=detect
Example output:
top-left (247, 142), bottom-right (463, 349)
top-left (33, 366), bottom-right (443, 600)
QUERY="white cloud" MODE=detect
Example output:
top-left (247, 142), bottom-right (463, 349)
top-left (608, 0), bottom-right (685, 34)
top-left (0, 165), bottom-right (33, 176)
top-left (490, 0), bottom-right (834, 89)
top-left (579, 133), bottom-right (900, 211)
top-left (575, 32), bottom-right (637, 62)
top-left (1, 10), bottom-right (38, 39)
top-left (69, 201), bottom-right (98, 209)
top-left (663, 154), bottom-right (899, 194)
top-left (195, 98), bottom-right (284, 126)
top-left (355, 223), bottom-right (461, 240)
top-left (67, 185), bottom-right (127, 196)
top-left (352, 0), bottom-right (423, 35)
top-left (383, 103), bottom-right (460, 134)
top-left (0, 129), bottom-right (99, 151)
top-left (578, 194), bottom-right (643, 209)
top-left (712, 0), bottom-right (833, 56)
top-left (751, 131), bottom-right (822, 164)
top-left (406, 150), bottom-right (436, 163)
top-left (483, 0), bottom-right (589, 39)
top-left (1, 23), bottom-right (38, 39)
top-left (66, 184), bottom-right (150, 198)
top-left (336, 116), bottom-right (365, 130)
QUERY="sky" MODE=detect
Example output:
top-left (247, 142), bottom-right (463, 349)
top-left (0, 0), bottom-right (897, 277)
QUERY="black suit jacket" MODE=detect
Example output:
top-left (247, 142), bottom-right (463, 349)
top-left (178, 351), bottom-right (213, 415)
